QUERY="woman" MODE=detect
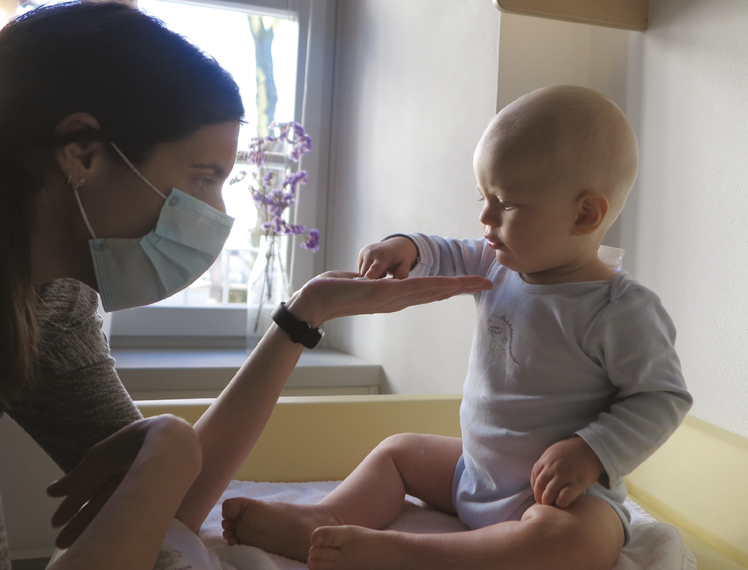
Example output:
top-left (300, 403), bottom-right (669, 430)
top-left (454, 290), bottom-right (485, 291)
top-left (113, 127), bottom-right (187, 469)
top-left (0, 3), bottom-right (491, 568)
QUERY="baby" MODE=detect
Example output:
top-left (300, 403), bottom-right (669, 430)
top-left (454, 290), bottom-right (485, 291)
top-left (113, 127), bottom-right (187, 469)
top-left (221, 86), bottom-right (693, 570)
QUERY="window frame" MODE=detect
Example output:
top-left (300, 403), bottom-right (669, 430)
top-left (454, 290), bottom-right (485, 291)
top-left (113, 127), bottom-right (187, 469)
top-left (109, 0), bottom-right (336, 349)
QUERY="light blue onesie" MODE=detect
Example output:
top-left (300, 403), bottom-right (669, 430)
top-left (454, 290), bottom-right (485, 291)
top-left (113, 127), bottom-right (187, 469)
top-left (408, 234), bottom-right (693, 544)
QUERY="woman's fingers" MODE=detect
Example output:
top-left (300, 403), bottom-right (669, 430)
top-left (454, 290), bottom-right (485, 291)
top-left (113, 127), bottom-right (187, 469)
top-left (366, 275), bottom-right (492, 309)
top-left (292, 273), bottom-right (492, 325)
top-left (55, 476), bottom-right (122, 548)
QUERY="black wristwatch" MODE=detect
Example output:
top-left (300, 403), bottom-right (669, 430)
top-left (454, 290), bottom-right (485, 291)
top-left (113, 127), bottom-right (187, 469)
top-left (271, 302), bottom-right (325, 349)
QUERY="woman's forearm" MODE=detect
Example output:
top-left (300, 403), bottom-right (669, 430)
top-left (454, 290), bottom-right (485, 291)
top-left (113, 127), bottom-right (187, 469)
top-left (175, 321), bottom-right (305, 532)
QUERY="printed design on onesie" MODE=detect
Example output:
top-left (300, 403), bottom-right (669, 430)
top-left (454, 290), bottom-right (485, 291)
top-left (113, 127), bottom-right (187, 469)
top-left (154, 547), bottom-right (191, 570)
top-left (487, 315), bottom-right (519, 365)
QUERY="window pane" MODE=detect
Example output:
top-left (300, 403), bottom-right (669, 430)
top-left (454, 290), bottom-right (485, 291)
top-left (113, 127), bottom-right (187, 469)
top-left (136, 0), bottom-right (299, 307)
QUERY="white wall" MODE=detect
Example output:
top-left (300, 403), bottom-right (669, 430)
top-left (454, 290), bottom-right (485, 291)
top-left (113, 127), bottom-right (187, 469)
top-left (325, 0), bottom-right (502, 394)
top-left (0, 416), bottom-right (62, 559)
top-left (621, 0), bottom-right (748, 438)
top-left (325, 3), bottom-right (629, 394)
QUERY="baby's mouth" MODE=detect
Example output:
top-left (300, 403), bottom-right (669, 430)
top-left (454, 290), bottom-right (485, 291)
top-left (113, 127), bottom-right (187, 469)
top-left (484, 235), bottom-right (503, 249)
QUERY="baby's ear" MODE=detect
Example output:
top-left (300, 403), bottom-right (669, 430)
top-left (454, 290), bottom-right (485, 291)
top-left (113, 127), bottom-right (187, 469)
top-left (572, 191), bottom-right (609, 236)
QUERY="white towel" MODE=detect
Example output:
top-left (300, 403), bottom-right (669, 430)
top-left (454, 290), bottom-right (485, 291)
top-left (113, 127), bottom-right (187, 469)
top-left (195, 480), bottom-right (696, 570)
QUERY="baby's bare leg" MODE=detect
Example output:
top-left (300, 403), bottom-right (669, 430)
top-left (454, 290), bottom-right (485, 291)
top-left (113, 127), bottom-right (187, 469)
top-left (319, 433), bottom-right (462, 526)
top-left (308, 495), bottom-right (624, 570)
top-left (222, 434), bottom-right (461, 561)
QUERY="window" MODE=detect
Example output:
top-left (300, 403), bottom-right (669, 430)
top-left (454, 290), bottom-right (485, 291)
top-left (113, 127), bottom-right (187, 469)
top-left (107, 0), bottom-right (336, 348)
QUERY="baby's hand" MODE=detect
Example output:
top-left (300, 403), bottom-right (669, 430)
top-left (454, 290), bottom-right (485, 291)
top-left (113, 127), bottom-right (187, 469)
top-left (358, 236), bottom-right (419, 279)
top-left (530, 436), bottom-right (604, 509)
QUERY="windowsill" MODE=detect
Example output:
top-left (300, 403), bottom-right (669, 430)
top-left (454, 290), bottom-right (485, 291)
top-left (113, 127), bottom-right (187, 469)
top-left (112, 348), bottom-right (382, 399)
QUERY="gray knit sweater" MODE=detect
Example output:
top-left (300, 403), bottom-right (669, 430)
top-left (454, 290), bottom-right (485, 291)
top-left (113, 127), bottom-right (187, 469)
top-left (0, 279), bottom-right (143, 567)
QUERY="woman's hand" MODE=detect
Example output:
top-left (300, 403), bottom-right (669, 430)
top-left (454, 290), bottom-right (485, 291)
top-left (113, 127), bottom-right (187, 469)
top-left (47, 415), bottom-right (201, 549)
top-left (287, 271), bottom-right (493, 328)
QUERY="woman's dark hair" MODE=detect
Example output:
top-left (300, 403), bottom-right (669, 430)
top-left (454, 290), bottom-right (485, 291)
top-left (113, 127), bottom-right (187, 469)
top-left (0, 1), bottom-right (244, 406)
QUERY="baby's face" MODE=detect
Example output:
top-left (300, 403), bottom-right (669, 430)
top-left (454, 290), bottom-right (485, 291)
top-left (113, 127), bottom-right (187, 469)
top-left (473, 138), bottom-right (584, 280)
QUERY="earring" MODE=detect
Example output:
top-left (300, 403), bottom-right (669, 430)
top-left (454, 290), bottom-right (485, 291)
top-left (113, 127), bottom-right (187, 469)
top-left (67, 174), bottom-right (86, 191)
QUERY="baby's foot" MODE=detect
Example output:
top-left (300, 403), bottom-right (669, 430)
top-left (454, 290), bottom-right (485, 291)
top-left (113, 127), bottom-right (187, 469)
top-left (307, 525), bottom-right (406, 570)
top-left (222, 497), bottom-right (341, 562)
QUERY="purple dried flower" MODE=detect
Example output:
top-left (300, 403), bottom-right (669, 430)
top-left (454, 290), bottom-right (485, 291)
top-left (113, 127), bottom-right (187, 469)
top-left (292, 122), bottom-right (306, 140)
top-left (283, 170), bottom-right (308, 194)
top-left (250, 188), bottom-right (268, 208)
top-left (229, 170), bottom-right (247, 185)
top-left (244, 122), bottom-right (321, 252)
top-left (301, 229), bottom-right (320, 252)
top-left (262, 170), bottom-right (276, 188)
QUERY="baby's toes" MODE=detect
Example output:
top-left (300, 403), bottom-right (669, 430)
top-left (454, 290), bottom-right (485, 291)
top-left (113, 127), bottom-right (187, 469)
top-left (221, 518), bottom-right (238, 545)
top-left (222, 528), bottom-right (238, 545)
top-left (222, 497), bottom-right (247, 520)
top-left (308, 544), bottom-right (341, 570)
top-left (311, 525), bottom-right (347, 549)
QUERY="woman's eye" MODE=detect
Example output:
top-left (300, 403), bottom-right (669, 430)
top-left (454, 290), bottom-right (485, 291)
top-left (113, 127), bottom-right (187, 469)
top-left (477, 195), bottom-right (485, 202)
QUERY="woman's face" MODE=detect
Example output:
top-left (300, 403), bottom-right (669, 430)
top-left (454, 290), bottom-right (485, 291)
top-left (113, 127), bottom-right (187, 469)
top-left (84, 121), bottom-right (240, 241)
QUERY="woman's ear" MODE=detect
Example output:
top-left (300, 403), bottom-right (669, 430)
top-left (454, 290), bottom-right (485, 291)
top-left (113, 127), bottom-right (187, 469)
top-left (572, 191), bottom-right (609, 236)
top-left (53, 113), bottom-right (105, 183)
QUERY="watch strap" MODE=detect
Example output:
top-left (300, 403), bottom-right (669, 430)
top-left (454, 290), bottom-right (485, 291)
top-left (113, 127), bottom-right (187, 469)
top-left (271, 302), bottom-right (324, 349)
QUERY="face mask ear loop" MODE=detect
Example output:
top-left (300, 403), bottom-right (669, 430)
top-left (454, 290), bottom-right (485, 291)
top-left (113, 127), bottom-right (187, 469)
top-left (110, 143), bottom-right (168, 201)
top-left (68, 175), bottom-right (97, 240)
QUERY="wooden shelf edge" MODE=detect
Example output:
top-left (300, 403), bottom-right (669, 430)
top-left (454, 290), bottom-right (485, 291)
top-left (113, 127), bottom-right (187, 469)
top-left (493, 0), bottom-right (648, 31)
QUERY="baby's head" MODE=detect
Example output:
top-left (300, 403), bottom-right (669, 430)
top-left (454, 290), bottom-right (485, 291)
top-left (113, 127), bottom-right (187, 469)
top-left (474, 85), bottom-right (638, 282)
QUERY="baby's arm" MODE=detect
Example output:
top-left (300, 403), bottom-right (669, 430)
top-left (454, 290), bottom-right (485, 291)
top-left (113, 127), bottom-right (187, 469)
top-left (535, 285), bottom-right (692, 509)
top-left (358, 235), bottom-right (419, 279)
top-left (360, 233), bottom-right (497, 280)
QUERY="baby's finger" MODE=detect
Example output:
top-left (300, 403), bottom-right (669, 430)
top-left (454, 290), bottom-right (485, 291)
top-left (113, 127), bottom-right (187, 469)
top-left (390, 262), bottom-right (409, 280)
top-left (364, 259), bottom-right (389, 279)
top-left (530, 459), bottom-right (544, 489)
top-left (555, 484), bottom-right (581, 509)
top-left (541, 476), bottom-right (564, 506)
top-left (356, 248), bottom-right (371, 275)
top-left (532, 469), bottom-right (551, 505)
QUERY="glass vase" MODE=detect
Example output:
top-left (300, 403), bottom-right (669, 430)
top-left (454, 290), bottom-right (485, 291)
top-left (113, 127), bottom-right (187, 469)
top-left (246, 235), bottom-right (290, 352)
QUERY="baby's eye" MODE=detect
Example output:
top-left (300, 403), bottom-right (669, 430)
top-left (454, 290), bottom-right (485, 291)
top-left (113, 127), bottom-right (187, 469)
top-left (500, 201), bottom-right (515, 211)
top-left (476, 195), bottom-right (485, 202)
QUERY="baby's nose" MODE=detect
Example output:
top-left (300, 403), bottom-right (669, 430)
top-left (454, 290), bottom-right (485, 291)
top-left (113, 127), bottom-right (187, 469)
top-left (479, 203), bottom-right (501, 227)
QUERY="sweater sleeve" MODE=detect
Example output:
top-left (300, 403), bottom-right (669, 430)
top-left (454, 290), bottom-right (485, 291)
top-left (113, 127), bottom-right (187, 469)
top-left (576, 281), bottom-right (693, 489)
top-left (407, 233), bottom-right (497, 278)
top-left (3, 279), bottom-right (142, 474)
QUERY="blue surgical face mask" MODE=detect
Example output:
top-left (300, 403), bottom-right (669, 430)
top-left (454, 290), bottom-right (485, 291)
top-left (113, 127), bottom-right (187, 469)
top-left (73, 144), bottom-right (234, 312)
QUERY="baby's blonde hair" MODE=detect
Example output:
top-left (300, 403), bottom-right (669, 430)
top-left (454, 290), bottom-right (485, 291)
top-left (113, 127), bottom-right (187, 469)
top-left (485, 85), bottom-right (639, 228)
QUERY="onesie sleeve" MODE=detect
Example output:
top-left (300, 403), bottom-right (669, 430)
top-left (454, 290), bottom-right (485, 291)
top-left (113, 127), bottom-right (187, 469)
top-left (406, 233), bottom-right (497, 278)
top-left (3, 279), bottom-right (142, 474)
top-left (576, 280), bottom-right (693, 489)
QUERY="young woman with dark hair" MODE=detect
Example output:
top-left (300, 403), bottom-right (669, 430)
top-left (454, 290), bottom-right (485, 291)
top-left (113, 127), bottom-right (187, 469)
top-left (0, 3), bottom-right (492, 568)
